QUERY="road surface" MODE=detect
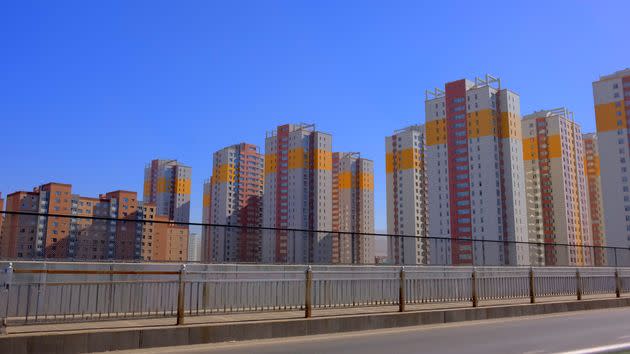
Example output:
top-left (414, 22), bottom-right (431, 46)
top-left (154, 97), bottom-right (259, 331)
top-left (116, 308), bottom-right (630, 354)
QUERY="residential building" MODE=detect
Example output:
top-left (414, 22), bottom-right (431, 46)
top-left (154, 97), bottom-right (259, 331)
top-left (204, 143), bottom-right (264, 263)
top-left (143, 159), bottom-right (192, 223)
top-left (332, 152), bottom-right (375, 264)
top-left (593, 68), bottom-right (630, 266)
top-left (424, 75), bottom-right (529, 266)
top-left (188, 232), bottom-right (201, 262)
top-left (385, 125), bottom-right (429, 264)
top-left (262, 123), bottom-right (333, 263)
top-left (0, 183), bottom-right (186, 261)
top-left (522, 108), bottom-right (593, 266)
top-left (584, 133), bottom-right (607, 266)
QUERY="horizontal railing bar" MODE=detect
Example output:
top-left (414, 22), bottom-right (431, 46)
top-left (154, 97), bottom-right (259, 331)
top-left (13, 269), bottom-right (180, 275)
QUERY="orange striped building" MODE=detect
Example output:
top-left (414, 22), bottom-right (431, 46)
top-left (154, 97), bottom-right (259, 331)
top-left (143, 159), bottom-right (192, 223)
top-left (583, 133), bottom-right (607, 266)
top-left (332, 152), bottom-right (375, 264)
top-left (202, 143), bottom-right (264, 263)
top-left (424, 75), bottom-right (529, 266)
top-left (522, 108), bottom-right (592, 266)
top-left (386, 125), bottom-right (429, 264)
top-left (593, 69), bottom-right (630, 266)
top-left (262, 124), bottom-right (333, 263)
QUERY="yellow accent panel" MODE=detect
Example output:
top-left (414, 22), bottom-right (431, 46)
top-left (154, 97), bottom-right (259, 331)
top-left (387, 148), bottom-right (420, 172)
top-left (314, 149), bottom-right (332, 170)
top-left (426, 118), bottom-right (446, 146)
top-left (202, 193), bottom-right (211, 207)
top-left (174, 179), bottom-right (191, 195)
top-left (399, 148), bottom-right (416, 170)
top-left (338, 171), bottom-right (352, 189)
top-left (156, 177), bottom-right (169, 193)
top-left (547, 134), bottom-right (562, 159)
top-left (143, 180), bottom-right (151, 197)
top-left (288, 148), bottom-right (305, 169)
top-left (467, 109), bottom-right (495, 138)
top-left (359, 172), bottom-right (374, 190)
top-left (385, 153), bottom-right (394, 173)
top-left (522, 137), bottom-right (539, 161)
top-left (264, 153), bottom-right (277, 174)
top-left (213, 164), bottom-right (235, 183)
top-left (500, 112), bottom-right (520, 139)
top-left (595, 101), bottom-right (627, 133)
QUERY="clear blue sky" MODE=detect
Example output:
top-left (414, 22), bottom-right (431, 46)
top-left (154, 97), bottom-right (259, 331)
top-left (1, 0), bottom-right (629, 230)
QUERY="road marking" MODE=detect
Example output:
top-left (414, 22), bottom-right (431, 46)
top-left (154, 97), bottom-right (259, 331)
top-left (555, 342), bottom-right (630, 354)
top-left (619, 335), bottom-right (630, 340)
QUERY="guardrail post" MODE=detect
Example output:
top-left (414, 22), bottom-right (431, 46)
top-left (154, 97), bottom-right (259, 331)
top-left (471, 268), bottom-right (478, 307)
top-left (1, 262), bottom-right (13, 335)
top-left (615, 269), bottom-right (621, 298)
top-left (305, 266), bottom-right (312, 318)
top-left (399, 266), bottom-right (406, 312)
top-left (576, 268), bottom-right (582, 301)
top-left (176, 264), bottom-right (186, 325)
top-left (529, 267), bottom-right (535, 304)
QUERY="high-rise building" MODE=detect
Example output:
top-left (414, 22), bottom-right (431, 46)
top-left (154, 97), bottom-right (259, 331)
top-left (522, 108), bottom-right (592, 266)
top-left (593, 68), bottom-right (630, 265)
top-left (203, 143), bottom-right (264, 263)
top-left (202, 179), bottom-right (212, 261)
top-left (143, 159), bottom-right (192, 223)
top-left (188, 232), bottom-right (201, 262)
top-left (583, 133), bottom-right (607, 266)
top-left (331, 152), bottom-right (375, 264)
top-left (424, 75), bottom-right (529, 266)
top-left (262, 123), bottom-right (333, 264)
top-left (385, 125), bottom-right (429, 265)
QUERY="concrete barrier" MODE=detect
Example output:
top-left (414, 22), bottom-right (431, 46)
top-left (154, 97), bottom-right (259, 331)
top-left (2, 297), bottom-right (630, 354)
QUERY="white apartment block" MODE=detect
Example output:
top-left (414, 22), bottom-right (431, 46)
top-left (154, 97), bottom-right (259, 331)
top-left (424, 75), bottom-right (529, 266)
top-left (522, 108), bottom-right (593, 266)
top-left (262, 124), bottom-right (333, 264)
top-left (385, 125), bottom-right (429, 264)
top-left (593, 68), bottom-right (630, 266)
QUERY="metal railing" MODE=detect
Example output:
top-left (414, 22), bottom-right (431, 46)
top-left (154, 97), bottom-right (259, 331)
top-left (1, 262), bottom-right (630, 333)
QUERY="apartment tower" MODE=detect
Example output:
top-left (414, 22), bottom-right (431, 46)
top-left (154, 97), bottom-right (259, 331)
top-left (262, 123), bottom-right (333, 263)
top-left (593, 68), bottom-right (630, 266)
top-left (522, 108), bottom-right (592, 266)
top-left (203, 143), bottom-right (264, 263)
top-left (583, 133), bottom-right (607, 266)
top-left (332, 152), bottom-right (375, 264)
top-left (143, 159), bottom-right (192, 223)
top-left (424, 75), bottom-right (529, 266)
top-left (385, 125), bottom-right (429, 264)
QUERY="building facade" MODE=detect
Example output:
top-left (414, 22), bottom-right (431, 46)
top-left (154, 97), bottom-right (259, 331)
top-left (583, 133), bottom-right (607, 266)
top-left (0, 183), bottom-right (187, 262)
top-left (522, 108), bottom-right (593, 266)
top-left (143, 159), bottom-right (192, 223)
top-left (593, 68), bottom-right (630, 266)
top-left (262, 124), bottom-right (333, 263)
top-left (385, 125), bottom-right (429, 264)
top-left (203, 143), bottom-right (264, 263)
top-left (332, 152), bottom-right (375, 264)
top-left (424, 75), bottom-right (529, 266)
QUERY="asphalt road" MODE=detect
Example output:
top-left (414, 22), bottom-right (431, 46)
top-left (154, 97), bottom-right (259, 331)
top-left (117, 308), bottom-right (630, 354)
